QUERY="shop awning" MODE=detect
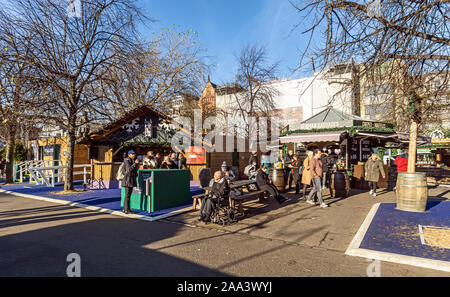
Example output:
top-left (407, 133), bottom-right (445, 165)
top-left (279, 131), bottom-right (346, 144)
top-left (396, 132), bottom-right (432, 144)
top-left (354, 132), bottom-right (397, 139)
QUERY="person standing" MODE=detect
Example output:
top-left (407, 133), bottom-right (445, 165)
top-left (256, 165), bottom-right (287, 204)
top-left (394, 149), bottom-right (408, 190)
top-left (261, 152), bottom-right (271, 175)
top-left (291, 155), bottom-right (302, 195)
top-left (284, 150), bottom-right (295, 191)
top-left (394, 150), bottom-right (408, 173)
top-left (306, 149), bottom-right (328, 208)
top-left (161, 156), bottom-right (176, 169)
top-left (177, 152), bottom-right (187, 169)
top-left (248, 151), bottom-right (258, 166)
top-left (121, 150), bottom-right (140, 214)
top-left (321, 150), bottom-right (334, 198)
top-left (170, 152), bottom-right (178, 167)
top-left (300, 151), bottom-right (313, 200)
top-left (365, 153), bottom-right (386, 197)
top-left (143, 151), bottom-right (156, 169)
top-left (154, 152), bottom-right (162, 168)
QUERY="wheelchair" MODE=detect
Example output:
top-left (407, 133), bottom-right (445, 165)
top-left (200, 192), bottom-right (237, 226)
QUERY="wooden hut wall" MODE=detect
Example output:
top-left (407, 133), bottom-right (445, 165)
top-left (32, 137), bottom-right (89, 181)
top-left (91, 146), bottom-right (114, 181)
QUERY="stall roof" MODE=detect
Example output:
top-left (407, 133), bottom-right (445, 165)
top-left (396, 132), bottom-right (432, 144)
top-left (289, 107), bottom-right (393, 130)
top-left (77, 105), bottom-right (172, 145)
top-left (280, 131), bottom-right (346, 144)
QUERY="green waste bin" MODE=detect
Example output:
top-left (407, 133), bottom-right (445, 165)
top-left (120, 169), bottom-right (191, 213)
top-left (13, 164), bottom-right (19, 183)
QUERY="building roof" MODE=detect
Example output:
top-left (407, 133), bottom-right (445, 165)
top-left (289, 106), bottom-right (393, 131)
top-left (77, 105), bottom-right (171, 145)
top-left (301, 106), bottom-right (374, 124)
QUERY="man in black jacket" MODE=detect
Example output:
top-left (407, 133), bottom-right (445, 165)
top-left (256, 166), bottom-right (287, 204)
top-left (284, 150), bottom-right (295, 191)
top-left (121, 150), bottom-right (140, 214)
top-left (199, 171), bottom-right (230, 223)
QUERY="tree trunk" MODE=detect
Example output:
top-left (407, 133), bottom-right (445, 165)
top-left (407, 120), bottom-right (418, 173)
top-left (64, 116), bottom-right (77, 191)
top-left (5, 124), bottom-right (16, 184)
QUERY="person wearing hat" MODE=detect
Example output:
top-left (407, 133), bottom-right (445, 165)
top-left (220, 161), bottom-right (235, 182)
top-left (120, 150), bottom-right (140, 214)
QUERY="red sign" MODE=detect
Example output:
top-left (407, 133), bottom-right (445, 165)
top-left (187, 146), bottom-right (206, 164)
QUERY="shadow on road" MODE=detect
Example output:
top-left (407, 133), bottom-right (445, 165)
top-left (0, 204), bottom-right (230, 277)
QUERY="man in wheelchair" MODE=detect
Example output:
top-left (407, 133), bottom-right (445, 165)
top-left (199, 171), bottom-right (234, 224)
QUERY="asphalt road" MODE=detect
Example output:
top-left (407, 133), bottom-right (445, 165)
top-left (0, 193), bottom-right (448, 277)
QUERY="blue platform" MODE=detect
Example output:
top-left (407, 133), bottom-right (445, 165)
top-left (360, 202), bottom-right (449, 262)
top-left (0, 182), bottom-right (205, 218)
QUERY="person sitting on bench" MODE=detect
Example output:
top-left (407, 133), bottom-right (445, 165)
top-left (256, 165), bottom-right (287, 204)
top-left (199, 171), bottom-right (230, 223)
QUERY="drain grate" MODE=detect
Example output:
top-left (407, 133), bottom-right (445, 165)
top-left (418, 225), bottom-right (450, 249)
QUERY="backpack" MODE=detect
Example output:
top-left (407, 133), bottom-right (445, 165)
top-left (244, 164), bottom-right (253, 177)
top-left (116, 162), bottom-right (125, 181)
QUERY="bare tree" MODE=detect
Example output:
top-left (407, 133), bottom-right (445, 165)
top-left (217, 44), bottom-right (281, 139)
top-left (0, 16), bottom-right (42, 183)
top-left (97, 28), bottom-right (208, 121)
top-left (2, 0), bottom-right (145, 190)
top-left (292, 0), bottom-right (450, 173)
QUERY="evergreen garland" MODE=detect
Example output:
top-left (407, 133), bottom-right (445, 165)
top-left (280, 126), bottom-right (396, 138)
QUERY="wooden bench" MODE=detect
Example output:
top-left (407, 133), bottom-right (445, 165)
top-left (192, 193), bottom-right (205, 210)
top-left (231, 189), bottom-right (267, 215)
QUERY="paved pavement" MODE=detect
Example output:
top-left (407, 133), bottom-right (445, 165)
top-left (0, 186), bottom-right (449, 277)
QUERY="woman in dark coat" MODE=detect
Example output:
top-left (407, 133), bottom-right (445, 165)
top-left (161, 156), bottom-right (177, 169)
top-left (291, 155), bottom-right (302, 195)
top-left (177, 152), bottom-right (187, 169)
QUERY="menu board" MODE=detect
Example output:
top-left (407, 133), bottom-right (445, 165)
top-left (349, 139), bottom-right (359, 164)
top-left (186, 146), bottom-right (206, 164)
top-left (361, 140), bottom-right (372, 161)
top-left (138, 170), bottom-right (153, 196)
top-left (348, 138), bottom-right (373, 163)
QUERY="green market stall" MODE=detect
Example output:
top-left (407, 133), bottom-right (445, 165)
top-left (120, 169), bottom-right (191, 213)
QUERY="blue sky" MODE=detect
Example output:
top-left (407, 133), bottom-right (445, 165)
top-left (137, 0), bottom-right (312, 84)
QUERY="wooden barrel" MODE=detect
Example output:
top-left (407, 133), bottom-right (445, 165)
top-left (332, 170), bottom-right (350, 197)
top-left (396, 173), bottom-right (428, 212)
top-left (269, 169), bottom-right (286, 192)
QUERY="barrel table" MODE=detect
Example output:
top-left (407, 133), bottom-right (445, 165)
top-left (331, 170), bottom-right (350, 197)
top-left (269, 169), bottom-right (286, 192)
top-left (396, 172), bottom-right (428, 212)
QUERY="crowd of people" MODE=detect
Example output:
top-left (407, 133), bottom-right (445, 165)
top-left (142, 151), bottom-right (187, 170)
top-left (119, 149), bottom-right (188, 214)
top-left (120, 146), bottom-right (409, 216)
top-left (282, 149), bottom-right (331, 208)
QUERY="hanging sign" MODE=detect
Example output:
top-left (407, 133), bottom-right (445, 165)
top-left (186, 146), bottom-right (206, 164)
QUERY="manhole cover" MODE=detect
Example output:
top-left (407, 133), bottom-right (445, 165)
top-left (418, 225), bottom-right (450, 249)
